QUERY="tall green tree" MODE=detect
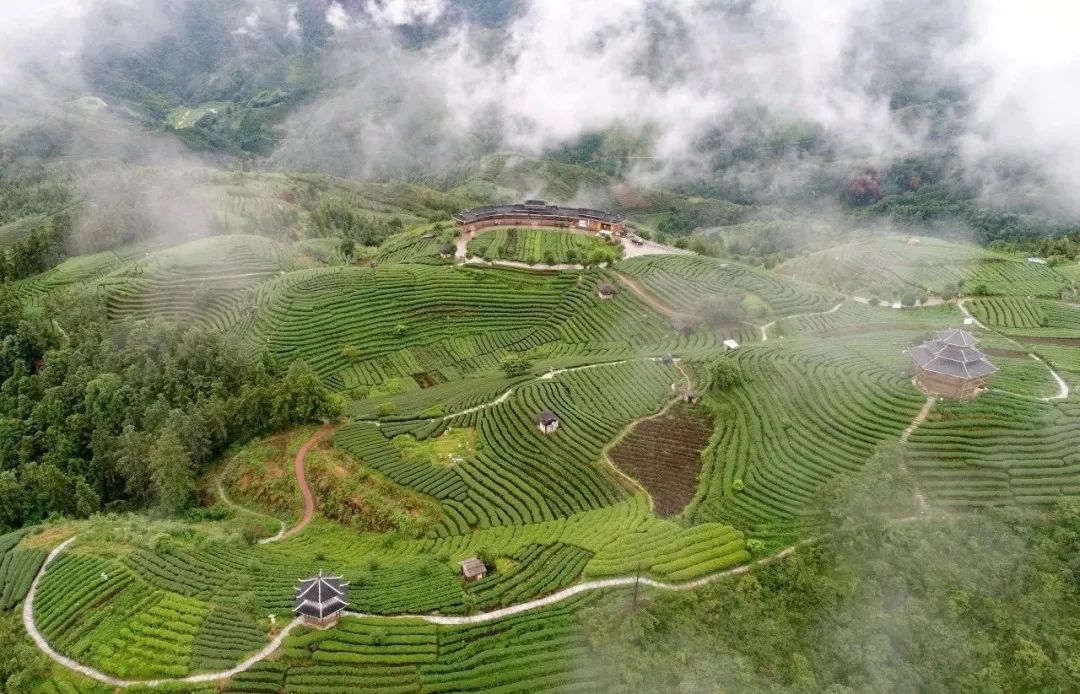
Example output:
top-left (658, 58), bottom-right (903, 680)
top-left (149, 426), bottom-right (193, 515)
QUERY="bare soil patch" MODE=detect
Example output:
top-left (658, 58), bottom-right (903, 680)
top-left (610, 403), bottom-right (713, 517)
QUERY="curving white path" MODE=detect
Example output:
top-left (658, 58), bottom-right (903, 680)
top-left (956, 298), bottom-right (987, 329)
top-left (24, 536), bottom-right (307, 688)
top-left (24, 533), bottom-right (812, 687)
top-left (1031, 353), bottom-right (1071, 401)
top-left (758, 302), bottom-right (843, 342)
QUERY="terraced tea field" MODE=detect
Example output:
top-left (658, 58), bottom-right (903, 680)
top-left (11, 222), bottom-right (1080, 692)
top-left (95, 235), bottom-right (314, 329)
top-left (618, 254), bottom-right (839, 317)
top-left (778, 236), bottom-right (1071, 300)
top-left (685, 334), bottom-right (928, 527)
top-left (907, 393), bottom-right (1080, 508)
top-left (338, 359), bottom-right (683, 533)
top-left (466, 228), bottom-right (621, 265)
top-left (241, 264), bottom-right (733, 393)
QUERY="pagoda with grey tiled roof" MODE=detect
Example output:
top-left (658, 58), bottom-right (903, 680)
top-left (910, 328), bottom-right (997, 399)
top-left (294, 571), bottom-right (349, 628)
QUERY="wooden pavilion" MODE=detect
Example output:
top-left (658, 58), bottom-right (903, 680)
top-left (294, 571), bottom-right (349, 629)
top-left (909, 328), bottom-right (997, 399)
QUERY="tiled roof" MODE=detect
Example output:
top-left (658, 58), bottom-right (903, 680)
top-left (454, 202), bottom-right (622, 225)
top-left (294, 572), bottom-right (349, 619)
top-left (460, 558), bottom-right (486, 578)
top-left (911, 330), bottom-right (997, 379)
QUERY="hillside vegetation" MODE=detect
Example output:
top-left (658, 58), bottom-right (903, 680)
top-left (1, 184), bottom-right (1080, 692)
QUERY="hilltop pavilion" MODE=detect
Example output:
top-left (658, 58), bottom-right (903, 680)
top-left (294, 571), bottom-right (349, 629)
top-left (909, 328), bottom-right (997, 399)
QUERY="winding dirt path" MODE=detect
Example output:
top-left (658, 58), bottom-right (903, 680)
top-left (599, 360), bottom-right (693, 508)
top-left (281, 424), bottom-right (337, 540)
top-left (899, 395), bottom-right (936, 512)
top-left (216, 479), bottom-right (287, 545)
top-left (612, 271), bottom-right (691, 321)
top-left (757, 302), bottom-right (844, 342)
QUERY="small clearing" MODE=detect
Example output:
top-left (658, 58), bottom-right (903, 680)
top-left (393, 428), bottom-right (477, 468)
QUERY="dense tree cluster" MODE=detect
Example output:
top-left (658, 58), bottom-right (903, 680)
top-left (0, 290), bottom-right (340, 532)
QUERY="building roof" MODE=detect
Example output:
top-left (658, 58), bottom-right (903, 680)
top-left (935, 328), bottom-right (979, 349)
top-left (910, 329), bottom-right (997, 379)
top-left (460, 558), bottom-right (487, 579)
top-left (454, 202), bottom-right (622, 225)
top-left (293, 571), bottom-right (349, 619)
top-left (536, 410), bottom-right (560, 425)
top-left (597, 282), bottom-right (617, 295)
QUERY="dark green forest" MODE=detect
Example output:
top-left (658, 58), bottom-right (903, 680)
top-left (0, 288), bottom-right (339, 531)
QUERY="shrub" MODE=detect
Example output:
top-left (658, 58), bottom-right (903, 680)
top-left (392, 324), bottom-right (408, 337)
top-left (731, 479), bottom-right (744, 492)
top-left (341, 345), bottom-right (361, 361)
top-left (500, 354), bottom-right (533, 378)
top-left (709, 356), bottom-right (743, 391)
top-left (746, 538), bottom-right (765, 555)
top-left (377, 402), bottom-right (397, 417)
top-left (477, 547), bottom-right (496, 571)
top-left (241, 520), bottom-right (265, 545)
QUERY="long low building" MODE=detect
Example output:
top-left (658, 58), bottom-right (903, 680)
top-left (454, 200), bottom-right (625, 234)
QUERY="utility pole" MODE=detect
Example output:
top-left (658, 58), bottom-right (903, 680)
top-left (632, 562), bottom-right (642, 611)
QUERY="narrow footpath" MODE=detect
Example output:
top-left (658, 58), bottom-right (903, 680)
top-left (758, 302), bottom-right (844, 342)
top-left (612, 271), bottom-right (690, 321)
top-left (282, 424), bottom-right (337, 540)
top-left (899, 395), bottom-right (936, 512)
top-left (23, 532), bottom-right (819, 688)
top-left (598, 360), bottom-right (693, 508)
top-left (216, 479), bottom-right (286, 545)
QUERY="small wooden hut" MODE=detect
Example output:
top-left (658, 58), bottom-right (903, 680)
top-left (536, 410), bottom-right (560, 435)
top-left (597, 282), bottom-right (617, 300)
top-left (459, 558), bottom-right (487, 582)
top-left (294, 571), bottom-right (349, 629)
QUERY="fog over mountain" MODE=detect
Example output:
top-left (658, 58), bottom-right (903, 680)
top-left (0, 0), bottom-right (1079, 243)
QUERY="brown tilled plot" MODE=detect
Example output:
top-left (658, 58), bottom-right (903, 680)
top-left (610, 403), bottom-right (713, 517)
